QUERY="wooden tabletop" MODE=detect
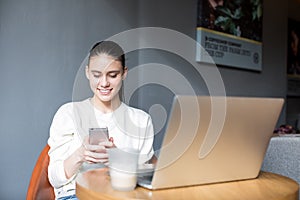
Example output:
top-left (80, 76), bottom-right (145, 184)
top-left (76, 168), bottom-right (299, 200)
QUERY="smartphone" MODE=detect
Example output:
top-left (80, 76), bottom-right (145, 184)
top-left (89, 127), bottom-right (109, 145)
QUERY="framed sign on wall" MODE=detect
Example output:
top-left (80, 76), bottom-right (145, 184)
top-left (287, 18), bottom-right (300, 97)
top-left (196, 0), bottom-right (263, 71)
top-left (288, 18), bottom-right (300, 77)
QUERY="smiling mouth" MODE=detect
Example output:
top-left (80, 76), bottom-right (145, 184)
top-left (97, 88), bottom-right (112, 95)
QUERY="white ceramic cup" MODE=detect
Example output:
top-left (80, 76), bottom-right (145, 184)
top-left (107, 148), bottom-right (139, 191)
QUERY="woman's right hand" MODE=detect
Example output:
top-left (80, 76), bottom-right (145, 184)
top-left (82, 140), bottom-right (114, 165)
top-left (64, 138), bottom-right (114, 179)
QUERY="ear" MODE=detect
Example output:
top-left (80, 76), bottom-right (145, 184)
top-left (85, 65), bottom-right (90, 80)
top-left (122, 67), bottom-right (128, 80)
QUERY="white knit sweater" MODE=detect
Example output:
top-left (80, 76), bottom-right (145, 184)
top-left (47, 99), bottom-right (154, 199)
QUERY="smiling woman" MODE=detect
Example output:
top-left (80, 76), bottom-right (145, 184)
top-left (85, 43), bottom-right (128, 113)
top-left (47, 41), bottom-right (156, 200)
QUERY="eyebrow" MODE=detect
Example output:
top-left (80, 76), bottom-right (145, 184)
top-left (91, 70), bottom-right (101, 73)
top-left (90, 70), bottom-right (121, 74)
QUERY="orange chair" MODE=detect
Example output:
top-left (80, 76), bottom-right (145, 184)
top-left (26, 144), bottom-right (55, 200)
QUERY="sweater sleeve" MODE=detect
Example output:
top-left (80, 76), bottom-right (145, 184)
top-left (47, 103), bottom-right (82, 188)
top-left (137, 114), bottom-right (155, 164)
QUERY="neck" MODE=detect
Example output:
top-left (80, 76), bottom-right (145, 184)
top-left (91, 96), bottom-right (121, 113)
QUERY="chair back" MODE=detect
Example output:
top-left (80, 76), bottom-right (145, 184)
top-left (26, 144), bottom-right (55, 200)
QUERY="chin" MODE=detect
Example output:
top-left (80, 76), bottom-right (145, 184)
top-left (99, 96), bottom-right (113, 103)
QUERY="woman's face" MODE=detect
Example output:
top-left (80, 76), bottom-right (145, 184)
top-left (86, 54), bottom-right (127, 107)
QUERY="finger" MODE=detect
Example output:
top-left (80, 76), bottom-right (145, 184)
top-left (85, 157), bottom-right (108, 164)
top-left (100, 158), bottom-right (109, 163)
top-left (83, 136), bottom-right (89, 145)
top-left (99, 141), bottom-right (114, 148)
top-left (85, 144), bottom-right (106, 152)
top-left (84, 151), bottom-right (108, 159)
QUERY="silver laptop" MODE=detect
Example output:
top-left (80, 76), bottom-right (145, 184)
top-left (138, 95), bottom-right (284, 190)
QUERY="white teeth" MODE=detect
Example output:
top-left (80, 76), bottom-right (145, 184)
top-left (98, 89), bottom-right (111, 94)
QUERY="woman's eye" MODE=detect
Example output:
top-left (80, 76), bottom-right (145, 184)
top-left (109, 73), bottom-right (118, 78)
top-left (92, 73), bottom-right (101, 78)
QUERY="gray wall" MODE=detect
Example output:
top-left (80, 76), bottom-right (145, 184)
top-left (0, 0), bottom-right (139, 198)
top-left (0, 0), bottom-right (289, 199)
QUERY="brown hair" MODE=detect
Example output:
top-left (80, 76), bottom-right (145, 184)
top-left (88, 41), bottom-right (125, 68)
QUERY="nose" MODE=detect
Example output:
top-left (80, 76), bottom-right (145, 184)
top-left (98, 75), bottom-right (109, 87)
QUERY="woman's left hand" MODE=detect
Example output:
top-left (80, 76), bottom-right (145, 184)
top-left (83, 140), bottom-right (114, 164)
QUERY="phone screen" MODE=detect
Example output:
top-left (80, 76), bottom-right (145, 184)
top-left (89, 127), bottom-right (109, 145)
